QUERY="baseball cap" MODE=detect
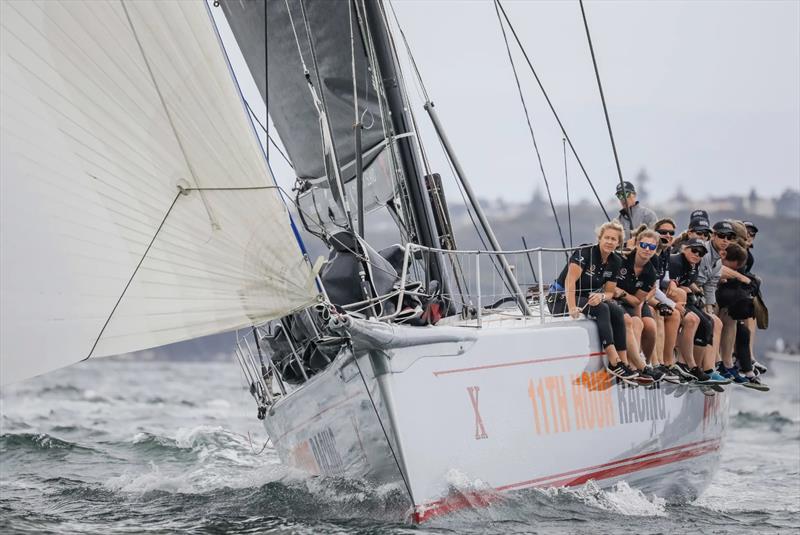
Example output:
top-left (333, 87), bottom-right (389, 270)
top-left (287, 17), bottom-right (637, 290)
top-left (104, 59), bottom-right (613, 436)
top-left (689, 218), bottom-right (711, 232)
top-left (615, 181), bottom-right (635, 196)
top-left (743, 221), bottom-right (759, 233)
top-left (689, 209), bottom-right (709, 222)
top-left (683, 238), bottom-right (708, 254)
top-left (712, 221), bottom-right (735, 234)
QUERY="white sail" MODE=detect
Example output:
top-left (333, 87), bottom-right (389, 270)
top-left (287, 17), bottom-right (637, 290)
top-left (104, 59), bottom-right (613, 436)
top-left (0, 0), bottom-right (318, 385)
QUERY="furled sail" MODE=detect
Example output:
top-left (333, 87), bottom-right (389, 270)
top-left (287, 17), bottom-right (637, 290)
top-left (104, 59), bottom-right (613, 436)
top-left (0, 0), bottom-right (319, 385)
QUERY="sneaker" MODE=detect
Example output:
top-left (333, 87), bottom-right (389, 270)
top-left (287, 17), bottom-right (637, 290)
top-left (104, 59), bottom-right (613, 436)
top-left (659, 365), bottom-right (681, 384)
top-left (730, 371), bottom-right (748, 384)
top-left (753, 361), bottom-right (768, 375)
top-left (619, 363), bottom-right (640, 379)
top-left (705, 370), bottom-right (732, 385)
top-left (672, 363), bottom-right (696, 380)
top-left (643, 365), bottom-right (664, 382)
top-left (690, 367), bottom-right (710, 383)
top-left (717, 364), bottom-right (734, 380)
top-left (634, 368), bottom-right (656, 384)
top-left (742, 375), bottom-right (770, 392)
top-left (668, 364), bottom-right (691, 382)
top-left (606, 362), bottom-right (626, 378)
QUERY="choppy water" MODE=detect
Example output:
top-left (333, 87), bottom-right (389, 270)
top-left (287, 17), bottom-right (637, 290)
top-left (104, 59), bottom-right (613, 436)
top-left (2, 357), bottom-right (798, 534)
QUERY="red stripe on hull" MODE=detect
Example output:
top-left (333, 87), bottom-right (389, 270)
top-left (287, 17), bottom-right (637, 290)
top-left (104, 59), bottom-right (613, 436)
top-left (413, 439), bottom-right (721, 523)
top-left (433, 351), bottom-right (606, 377)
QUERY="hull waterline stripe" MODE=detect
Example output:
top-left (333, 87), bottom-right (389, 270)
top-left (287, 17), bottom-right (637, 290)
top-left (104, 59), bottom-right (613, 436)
top-left (413, 438), bottom-right (721, 523)
top-left (496, 437), bottom-right (719, 491)
top-left (432, 351), bottom-right (605, 377)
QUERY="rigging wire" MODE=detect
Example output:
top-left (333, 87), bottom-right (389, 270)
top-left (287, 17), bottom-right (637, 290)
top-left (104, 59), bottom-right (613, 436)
top-left (349, 342), bottom-right (415, 505)
top-left (578, 0), bottom-right (632, 231)
top-left (84, 190), bottom-right (180, 360)
top-left (268, 0), bottom-right (272, 163)
top-left (493, 0), bottom-right (567, 252)
top-left (495, 0), bottom-right (610, 222)
top-left (386, 0), bottom-right (511, 299)
top-left (380, 0), bottom-right (471, 302)
top-left (354, 0), bottom-right (419, 253)
top-left (563, 138), bottom-right (573, 248)
top-left (244, 99), bottom-right (294, 168)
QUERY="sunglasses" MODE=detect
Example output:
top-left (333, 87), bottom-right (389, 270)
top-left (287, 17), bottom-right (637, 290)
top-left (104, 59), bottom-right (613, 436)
top-left (639, 242), bottom-right (658, 251)
top-left (715, 232), bottom-right (735, 240)
top-left (748, 231), bottom-right (757, 238)
top-left (688, 247), bottom-right (706, 257)
top-left (657, 229), bottom-right (675, 236)
top-left (616, 192), bottom-right (633, 200)
top-left (693, 230), bottom-right (711, 238)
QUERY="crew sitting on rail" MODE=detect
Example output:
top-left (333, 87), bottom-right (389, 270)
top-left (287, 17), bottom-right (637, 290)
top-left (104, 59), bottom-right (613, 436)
top-left (741, 221), bottom-right (767, 374)
top-left (715, 243), bottom-right (768, 391)
top-left (645, 218), bottom-right (683, 383)
top-left (547, 221), bottom-right (637, 380)
top-left (674, 216), bottom-right (712, 251)
top-left (667, 239), bottom-right (729, 385)
top-left (613, 227), bottom-right (662, 382)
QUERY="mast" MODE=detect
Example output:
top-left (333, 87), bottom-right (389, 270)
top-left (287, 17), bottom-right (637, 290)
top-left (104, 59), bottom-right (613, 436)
top-left (361, 0), bottom-right (449, 291)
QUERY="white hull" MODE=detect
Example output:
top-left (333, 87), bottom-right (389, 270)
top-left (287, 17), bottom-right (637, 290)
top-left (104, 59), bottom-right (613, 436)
top-left (263, 315), bottom-right (728, 522)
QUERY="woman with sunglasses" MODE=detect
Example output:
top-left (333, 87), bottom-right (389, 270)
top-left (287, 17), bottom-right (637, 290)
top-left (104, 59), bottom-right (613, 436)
top-left (548, 221), bottom-right (636, 379)
top-left (647, 219), bottom-right (684, 381)
top-left (668, 240), bottom-right (728, 384)
top-left (614, 229), bottom-right (662, 382)
top-left (673, 216), bottom-right (712, 252)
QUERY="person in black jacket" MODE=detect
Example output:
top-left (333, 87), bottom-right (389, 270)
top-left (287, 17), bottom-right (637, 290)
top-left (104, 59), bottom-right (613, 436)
top-left (614, 228), bottom-right (663, 382)
top-left (548, 221), bottom-right (636, 379)
top-left (716, 243), bottom-right (768, 391)
top-left (667, 239), bottom-right (715, 383)
top-left (648, 218), bottom-right (683, 382)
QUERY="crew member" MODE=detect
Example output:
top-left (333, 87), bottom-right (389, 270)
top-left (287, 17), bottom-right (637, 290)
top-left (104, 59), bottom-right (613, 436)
top-left (548, 221), bottom-right (635, 379)
top-left (616, 181), bottom-right (657, 241)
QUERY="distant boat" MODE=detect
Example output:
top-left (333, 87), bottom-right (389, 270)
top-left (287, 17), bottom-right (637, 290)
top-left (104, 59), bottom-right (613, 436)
top-left (0, 0), bottom-right (728, 524)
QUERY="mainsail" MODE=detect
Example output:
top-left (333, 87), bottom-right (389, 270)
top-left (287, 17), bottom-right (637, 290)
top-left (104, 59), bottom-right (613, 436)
top-left (0, 0), bottom-right (318, 385)
top-left (222, 0), bottom-right (451, 289)
top-left (220, 0), bottom-right (385, 182)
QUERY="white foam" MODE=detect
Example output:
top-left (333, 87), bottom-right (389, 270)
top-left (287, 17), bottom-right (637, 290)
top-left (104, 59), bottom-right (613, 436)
top-left (567, 481), bottom-right (667, 517)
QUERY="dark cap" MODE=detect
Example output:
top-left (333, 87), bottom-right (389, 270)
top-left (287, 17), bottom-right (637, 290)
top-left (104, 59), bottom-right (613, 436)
top-left (615, 181), bottom-right (635, 195)
top-left (712, 221), bottom-right (735, 234)
top-left (689, 209), bottom-right (709, 222)
top-left (683, 238), bottom-right (708, 254)
top-left (743, 221), bottom-right (759, 233)
top-left (689, 218), bottom-right (711, 232)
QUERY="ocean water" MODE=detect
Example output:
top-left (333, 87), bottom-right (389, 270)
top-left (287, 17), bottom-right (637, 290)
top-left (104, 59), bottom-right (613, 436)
top-left (1, 357), bottom-right (798, 534)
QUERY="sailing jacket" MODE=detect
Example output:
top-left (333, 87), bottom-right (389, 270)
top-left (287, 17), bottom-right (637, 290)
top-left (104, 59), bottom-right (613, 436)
top-left (618, 202), bottom-right (658, 239)
top-left (695, 240), bottom-right (723, 306)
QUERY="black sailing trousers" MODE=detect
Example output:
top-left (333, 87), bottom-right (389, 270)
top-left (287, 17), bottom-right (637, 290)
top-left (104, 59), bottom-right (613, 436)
top-left (547, 294), bottom-right (627, 352)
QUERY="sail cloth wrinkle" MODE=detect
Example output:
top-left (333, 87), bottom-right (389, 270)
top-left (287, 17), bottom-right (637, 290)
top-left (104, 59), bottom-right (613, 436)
top-left (220, 0), bottom-right (386, 181)
top-left (0, 0), bottom-right (317, 385)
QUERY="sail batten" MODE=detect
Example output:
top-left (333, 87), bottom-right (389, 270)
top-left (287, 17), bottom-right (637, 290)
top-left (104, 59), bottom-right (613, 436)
top-left (1, 0), bottom-right (318, 385)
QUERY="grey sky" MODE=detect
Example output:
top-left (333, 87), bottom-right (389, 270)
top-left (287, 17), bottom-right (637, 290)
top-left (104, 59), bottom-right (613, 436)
top-left (214, 0), bottom-right (800, 204)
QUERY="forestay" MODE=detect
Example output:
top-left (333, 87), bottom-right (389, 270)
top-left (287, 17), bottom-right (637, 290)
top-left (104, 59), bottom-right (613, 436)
top-left (0, 0), bottom-right (318, 385)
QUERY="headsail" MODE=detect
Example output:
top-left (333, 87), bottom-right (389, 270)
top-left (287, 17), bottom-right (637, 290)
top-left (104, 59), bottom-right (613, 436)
top-left (0, 0), bottom-right (318, 385)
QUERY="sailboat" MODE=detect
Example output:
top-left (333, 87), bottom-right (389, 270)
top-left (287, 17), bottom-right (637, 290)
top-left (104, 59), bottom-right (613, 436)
top-left (0, 0), bottom-right (727, 523)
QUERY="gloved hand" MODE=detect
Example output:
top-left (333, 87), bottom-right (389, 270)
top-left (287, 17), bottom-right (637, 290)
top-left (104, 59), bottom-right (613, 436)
top-left (656, 303), bottom-right (673, 316)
